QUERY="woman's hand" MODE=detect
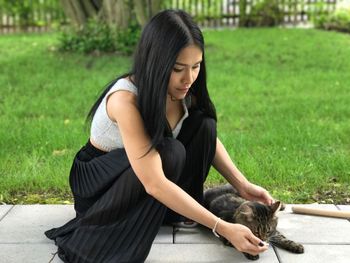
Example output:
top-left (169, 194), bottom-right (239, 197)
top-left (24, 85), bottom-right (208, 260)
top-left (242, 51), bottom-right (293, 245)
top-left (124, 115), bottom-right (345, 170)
top-left (239, 182), bottom-right (274, 205)
top-left (218, 221), bottom-right (268, 255)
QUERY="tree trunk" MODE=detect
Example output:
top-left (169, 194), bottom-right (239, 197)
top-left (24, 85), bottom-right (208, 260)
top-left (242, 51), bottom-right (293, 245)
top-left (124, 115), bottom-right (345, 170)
top-left (100, 0), bottom-right (131, 30)
top-left (60, 0), bottom-right (99, 28)
top-left (133, 0), bottom-right (148, 26)
top-left (133, 0), bottom-right (163, 27)
top-left (60, 0), bottom-right (163, 30)
top-left (148, 0), bottom-right (162, 18)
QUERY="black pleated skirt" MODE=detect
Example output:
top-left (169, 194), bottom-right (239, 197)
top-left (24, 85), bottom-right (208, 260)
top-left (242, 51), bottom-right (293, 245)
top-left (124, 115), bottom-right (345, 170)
top-left (45, 110), bottom-right (217, 263)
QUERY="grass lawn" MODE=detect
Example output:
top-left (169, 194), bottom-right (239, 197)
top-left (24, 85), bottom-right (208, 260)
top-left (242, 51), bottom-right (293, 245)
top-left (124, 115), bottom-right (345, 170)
top-left (0, 28), bottom-right (349, 204)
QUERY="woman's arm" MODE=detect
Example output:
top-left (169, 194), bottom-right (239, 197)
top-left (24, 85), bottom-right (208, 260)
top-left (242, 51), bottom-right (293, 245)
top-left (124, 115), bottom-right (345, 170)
top-left (212, 138), bottom-right (249, 190)
top-left (107, 91), bottom-right (219, 227)
top-left (212, 138), bottom-right (274, 205)
top-left (107, 91), bottom-right (268, 255)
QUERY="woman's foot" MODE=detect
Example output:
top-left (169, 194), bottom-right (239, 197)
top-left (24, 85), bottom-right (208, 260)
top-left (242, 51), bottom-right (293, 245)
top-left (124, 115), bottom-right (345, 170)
top-left (172, 218), bottom-right (198, 228)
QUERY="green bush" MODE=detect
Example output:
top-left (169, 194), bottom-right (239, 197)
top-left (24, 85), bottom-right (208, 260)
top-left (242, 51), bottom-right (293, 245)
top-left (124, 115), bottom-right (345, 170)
top-left (58, 19), bottom-right (140, 55)
top-left (314, 8), bottom-right (350, 34)
top-left (115, 22), bottom-right (141, 55)
top-left (240, 0), bottom-right (284, 27)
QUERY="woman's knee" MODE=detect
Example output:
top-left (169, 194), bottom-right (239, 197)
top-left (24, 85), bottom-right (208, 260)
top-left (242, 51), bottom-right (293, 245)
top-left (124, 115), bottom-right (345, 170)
top-left (195, 116), bottom-right (217, 146)
top-left (156, 138), bottom-right (186, 183)
top-left (199, 117), bottom-right (216, 135)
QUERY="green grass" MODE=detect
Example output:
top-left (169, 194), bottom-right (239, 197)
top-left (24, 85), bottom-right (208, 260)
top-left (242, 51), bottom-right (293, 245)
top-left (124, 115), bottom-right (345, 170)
top-left (1, 28), bottom-right (349, 204)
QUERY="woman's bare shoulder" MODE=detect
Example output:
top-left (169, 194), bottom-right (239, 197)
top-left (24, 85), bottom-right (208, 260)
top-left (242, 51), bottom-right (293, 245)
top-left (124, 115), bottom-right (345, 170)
top-left (106, 89), bottom-right (150, 156)
top-left (106, 89), bottom-right (138, 122)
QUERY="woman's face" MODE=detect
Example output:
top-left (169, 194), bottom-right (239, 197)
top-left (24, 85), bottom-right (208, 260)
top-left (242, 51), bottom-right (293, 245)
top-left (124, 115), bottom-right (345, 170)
top-left (168, 44), bottom-right (203, 100)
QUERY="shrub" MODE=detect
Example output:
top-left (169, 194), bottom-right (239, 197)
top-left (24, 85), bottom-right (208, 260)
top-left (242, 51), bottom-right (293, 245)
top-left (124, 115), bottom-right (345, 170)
top-left (58, 19), bottom-right (140, 55)
top-left (240, 0), bottom-right (284, 27)
top-left (115, 22), bottom-right (141, 55)
top-left (313, 8), bottom-right (350, 34)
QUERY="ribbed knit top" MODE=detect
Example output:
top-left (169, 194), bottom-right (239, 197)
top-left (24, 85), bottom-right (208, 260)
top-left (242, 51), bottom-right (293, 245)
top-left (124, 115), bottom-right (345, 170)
top-left (90, 78), bottom-right (189, 151)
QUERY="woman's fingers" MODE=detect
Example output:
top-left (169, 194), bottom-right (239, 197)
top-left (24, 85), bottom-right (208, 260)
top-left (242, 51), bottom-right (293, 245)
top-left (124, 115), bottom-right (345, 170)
top-left (250, 234), bottom-right (264, 246)
top-left (232, 227), bottom-right (268, 255)
top-left (235, 239), bottom-right (268, 256)
top-left (263, 191), bottom-right (275, 205)
top-left (225, 223), bottom-right (269, 256)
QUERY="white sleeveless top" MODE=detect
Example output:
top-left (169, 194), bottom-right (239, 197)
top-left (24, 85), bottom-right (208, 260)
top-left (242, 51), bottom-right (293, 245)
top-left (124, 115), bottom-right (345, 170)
top-left (90, 78), bottom-right (189, 151)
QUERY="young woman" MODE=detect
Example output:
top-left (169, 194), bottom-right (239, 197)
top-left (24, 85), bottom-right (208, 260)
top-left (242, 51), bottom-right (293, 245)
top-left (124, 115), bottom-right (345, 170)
top-left (46, 9), bottom-right (274, 263)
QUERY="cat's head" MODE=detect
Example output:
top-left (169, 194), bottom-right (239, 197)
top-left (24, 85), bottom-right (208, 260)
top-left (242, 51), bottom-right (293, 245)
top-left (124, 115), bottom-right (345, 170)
top-left (234, 201), bottom-right (281, 241)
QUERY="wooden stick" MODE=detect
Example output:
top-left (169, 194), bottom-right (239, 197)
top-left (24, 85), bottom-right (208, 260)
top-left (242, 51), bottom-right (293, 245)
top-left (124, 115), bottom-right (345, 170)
top-left (292, 206), bottom-right (350, 219)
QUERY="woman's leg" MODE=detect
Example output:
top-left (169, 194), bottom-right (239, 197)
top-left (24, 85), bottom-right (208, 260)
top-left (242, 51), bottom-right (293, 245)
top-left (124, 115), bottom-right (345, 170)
top-left (178, 110), bottom-right (217, 203)
top-left (164, 109), bottom-right (217, 223)
top-left (47, 138), bottom-right (186, 263)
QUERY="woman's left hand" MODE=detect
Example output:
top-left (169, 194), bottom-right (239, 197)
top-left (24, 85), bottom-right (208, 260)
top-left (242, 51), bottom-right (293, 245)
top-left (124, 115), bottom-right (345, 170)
top-left (239, 182), bottom-right (274, 205)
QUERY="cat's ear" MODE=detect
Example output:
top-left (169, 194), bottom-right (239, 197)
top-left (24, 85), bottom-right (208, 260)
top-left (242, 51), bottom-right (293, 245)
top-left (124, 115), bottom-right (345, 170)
top-left (240, 205), bottom-right (254, 222)
top-left (270, 201), bottom-right (281, 214)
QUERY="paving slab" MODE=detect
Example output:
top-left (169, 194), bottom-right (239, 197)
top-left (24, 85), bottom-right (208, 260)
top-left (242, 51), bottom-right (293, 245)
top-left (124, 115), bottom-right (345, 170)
top-left (146, 243), bottom-right (279, 263)
top-left (154, 226), bottom-right (173, 244)
top-left (0, 204), bottom-right (172, 245)
top-left (174, 225), bottom-right (219, 244)
top-left (0, 205), bottom-right (75, 244)
top-left (276, 245), bottom-right (350, 263)
top-left (172, 225), bottom-right (278, 262)
top-left (277, 204), bottom-right (350, 244)
top-left (0, 205), bottom-right (13, 221)
top-left (2, 204), bottom-right (349, 262)
top-left (337, 205), bottom-right (350, 211)
top-left (0, 243), bottom-right (61, 263)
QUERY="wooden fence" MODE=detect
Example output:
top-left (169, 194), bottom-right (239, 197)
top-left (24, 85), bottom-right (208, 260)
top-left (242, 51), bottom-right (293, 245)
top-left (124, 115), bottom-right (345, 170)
top-left (0, 0), bottom-right (67, 33)
top-left (168, 0), bottom-right (338, 27)
top-left (0, 0), bottom-right (338, 33)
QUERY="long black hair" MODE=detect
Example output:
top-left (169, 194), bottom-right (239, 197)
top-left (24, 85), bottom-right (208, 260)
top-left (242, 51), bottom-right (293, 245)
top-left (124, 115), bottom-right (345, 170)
top-left (87, 9), bottom-right (216, 150)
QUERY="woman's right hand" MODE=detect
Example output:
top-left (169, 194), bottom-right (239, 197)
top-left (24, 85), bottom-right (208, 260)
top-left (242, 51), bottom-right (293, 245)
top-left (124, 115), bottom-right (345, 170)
top-left (217, 220), bottom-right (268, 256)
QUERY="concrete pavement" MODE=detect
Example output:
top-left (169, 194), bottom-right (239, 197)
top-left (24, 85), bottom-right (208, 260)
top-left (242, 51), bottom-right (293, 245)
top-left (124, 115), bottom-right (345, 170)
top-left (0, 204), bottom-right (349, 262)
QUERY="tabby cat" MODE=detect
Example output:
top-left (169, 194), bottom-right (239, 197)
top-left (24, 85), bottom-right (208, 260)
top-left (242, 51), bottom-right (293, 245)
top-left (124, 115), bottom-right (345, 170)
top-left (204, 184), bottom-right (304, 260)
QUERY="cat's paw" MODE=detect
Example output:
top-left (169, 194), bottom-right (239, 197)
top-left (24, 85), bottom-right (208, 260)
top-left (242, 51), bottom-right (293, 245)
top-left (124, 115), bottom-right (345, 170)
top-left (291, 243), bottom-right (304, 254)
top-left (243, 252), bottom-right (259, 260)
